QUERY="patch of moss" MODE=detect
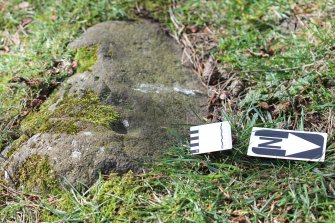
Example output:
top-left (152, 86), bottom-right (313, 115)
top-left (40, 172), bottom-right (145, 222)
top-left (95, 172), bottom-right (143, 221)
top-left (14, 154), bottom-right (58, 192)
top-left (21, 91), bottom-right (119, 135)
top-left (74, 45), bottom-right (98, 73)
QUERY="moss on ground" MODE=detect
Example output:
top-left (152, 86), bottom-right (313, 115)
top-left (74, 45), bottom-right (99, 73)
top-left (14, 154), bottom-right (58, 192)
top-left (94, 173), bottom-right (141, 221)
top-left (41, 172), bottom-right (146, 222)
top-left (20, 91), bottom-right (119, 135)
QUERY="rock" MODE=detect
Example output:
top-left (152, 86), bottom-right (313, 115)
top-left (0, 154), bottom-right (5, 163)
top-left (4, 129), bottom-right (140, 186)
top-left (2, 19), bottom-right (207, 187)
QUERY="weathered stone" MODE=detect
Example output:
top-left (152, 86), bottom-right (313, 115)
top-left (5, 128), bottom-right (140, 186)
top-left (2, 19), bottom-right (207, 187)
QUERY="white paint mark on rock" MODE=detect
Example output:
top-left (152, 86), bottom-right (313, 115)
top-left (83, 131), bottom-right (93, 136)
top-left (173, 86), bottom-right (198, 96)
top-left (133, 83), bottom-right (203, 96)
top-left (71, 140), bottom-right (78, 147)
top-left (71, 150), bottom-right (81, 159)
top-left (122, 120), bottom-right (130, 128)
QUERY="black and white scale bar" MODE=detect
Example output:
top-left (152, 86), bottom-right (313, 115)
top-left (190, 122), bottom-right (232, 154)
top-left (190, 128), bottom-right (199, 153)
top-left (247, 127), bottom-right (328, 162)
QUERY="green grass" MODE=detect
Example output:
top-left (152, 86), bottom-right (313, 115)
top-left (1, 0), bottom-right (335, 222)
top-left (1, 145), bottom-right (334, 222)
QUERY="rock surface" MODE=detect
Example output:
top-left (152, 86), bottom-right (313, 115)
top-left (2, 20), bottom-right (207, 187)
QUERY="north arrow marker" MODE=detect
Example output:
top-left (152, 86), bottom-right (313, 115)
top-left (247, 127), bottom-right (328, 162)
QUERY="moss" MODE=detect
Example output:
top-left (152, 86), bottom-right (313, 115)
top-left (39, 172), bottom-right (145, 222)
top-left (74, 45), bottom-right (98, 73)
top-left (95, 172), bottom-right (141, 221)
top-left (14, 154), bottom-right (58, 192)
top-left (21, 91), bottom-right (119, 135)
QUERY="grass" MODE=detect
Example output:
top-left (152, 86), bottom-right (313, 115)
top-left (0, 0), bottom-right (335, 222)
top-left (1, 145), bottom-right (334, 222)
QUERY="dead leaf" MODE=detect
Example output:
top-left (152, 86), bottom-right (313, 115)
top-left (22, 78), bottom-right (43, 88)
top-left (71, 60), bottom-right (78, 69)
top-left (8, 32), bottom-right (20, 46)
top-left (204, 26), bottom-right (214, 35)
top-left (48, 196), bottom-right (56, 203)
top-left (50, 14), bottom-right (58, 21)
top-left (187, 25), bottom-right (198, 33)
top-left (219, 91), bottom-right (228, 100)
top-left (20, 17), bottom-right (33, 27)
top-left (203, 56), bottom-right (219, 85)
top-left (9, 76), bottom-right (27, 83)
top-left (246, 49), bottom-right (270, 58)
top-left (229, 79), bottom-right (245, 97)
top-left (280, 17), bottom-right (302, 33)
top-left (45, 68), bottom-right (60, 75)
top-left (293, 4), bottom-right (303, 15)
top-left (18, 1), bottom-right (29, 10)
top-left (273, 101), bottom-right (291, 116)
top-left (259, 101), bottom-right (270, 110)
top-left (20, 110), bottom-right (29, 117)
top-left (31, 98), bottom-right (43, 108)
top-left (0, 45), bottom-right (10, 52)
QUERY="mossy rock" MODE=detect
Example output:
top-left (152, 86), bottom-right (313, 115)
top-left (3, 19), bottom-right (207, 188)
top-left (4, 129), bottom-right (141, 187)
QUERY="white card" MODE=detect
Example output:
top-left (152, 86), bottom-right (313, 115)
top-left (190, 122), bottom-right (232, 154)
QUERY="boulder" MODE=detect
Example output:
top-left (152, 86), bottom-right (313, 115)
top-left (2, 20), bottom-right (207, 187)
